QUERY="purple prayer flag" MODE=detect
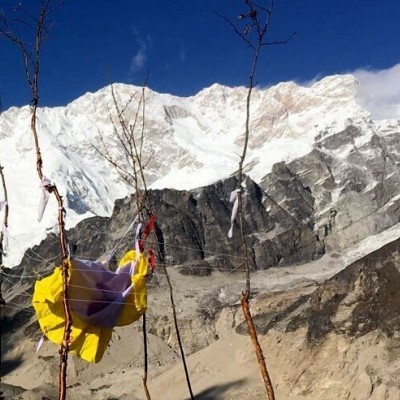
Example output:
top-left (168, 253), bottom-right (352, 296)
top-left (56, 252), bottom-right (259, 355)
top-left (68, 259), bottom-right (134, 328)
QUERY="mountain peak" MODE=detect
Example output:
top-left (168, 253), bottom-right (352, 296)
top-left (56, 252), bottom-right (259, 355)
top-left (311, 73), bottom-right (358, 97)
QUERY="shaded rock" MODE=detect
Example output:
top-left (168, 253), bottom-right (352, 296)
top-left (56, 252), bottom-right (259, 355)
top-left (306, 238), bottom-right (400, 343)
top-left (110, 175), bottom-right (323, 272)
top-left (235, 295), bottom-right (310, 336)
top-left (0, 383), bottom-right (25, 399)
top-left (248, 238), bottom-right (400, 344)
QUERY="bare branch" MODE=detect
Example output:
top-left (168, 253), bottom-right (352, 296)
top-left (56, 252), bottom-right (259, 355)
top-left (91, 141), bottom-right (136, 187)
top-left (0, 162), bottom-right (8, 306)
top-left (11, 17), bottom-right (37, 31)
top-left (120, 91), bottom-right (136, 115)
top-left (109, 84), bottom-right (137, 173)
top-left (139, 72), bottom-right (150, 167)
top-left (262, 31), bottom-right (296, 46)
top-left (215, 12), bottom-right (256, 50)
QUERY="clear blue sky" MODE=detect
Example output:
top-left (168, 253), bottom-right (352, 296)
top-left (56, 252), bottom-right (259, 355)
top-left (1, 0), bottom-right (399, 109)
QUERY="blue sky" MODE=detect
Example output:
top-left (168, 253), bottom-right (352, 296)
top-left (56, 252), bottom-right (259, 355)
top-left (1, 0), bottom-right (399, 109)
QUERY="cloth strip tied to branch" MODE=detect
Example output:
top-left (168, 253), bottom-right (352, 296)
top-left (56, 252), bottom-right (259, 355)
top-left (228, 189), bottom-right (241, 238)
top-left (1, 223), bottom-right (9, 252)
top-left (38, 176), bottom-right (52, 222)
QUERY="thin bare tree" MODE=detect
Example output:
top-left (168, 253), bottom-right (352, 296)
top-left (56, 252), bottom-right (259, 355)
top-left (92, 80), bottom-right (154, 399)
top-left (0, 96), bottom-right (8, 400)
top-left (0, 162), bottom-right (9, 305)
top-left (92, 80), bottom-right (151, 208)
top-left (1, 2), bottom-right (73, 400)
top-left (93, 80), bottom-right (195, 400)
top-left (0, 162), bottom-right (7, 400)
top-left (221, 1), bottom-right (295, 399)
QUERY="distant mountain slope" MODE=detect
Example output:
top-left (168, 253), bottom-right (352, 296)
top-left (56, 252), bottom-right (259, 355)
top-left (0, 74), bottom-right (399, 267)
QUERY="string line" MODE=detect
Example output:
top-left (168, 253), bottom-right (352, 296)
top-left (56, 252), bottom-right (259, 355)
top-left (6, 229), bottom-right (245, 265)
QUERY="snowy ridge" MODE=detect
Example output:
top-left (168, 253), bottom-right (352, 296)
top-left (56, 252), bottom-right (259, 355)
top-left (0, 74), bottom-right (398, 268)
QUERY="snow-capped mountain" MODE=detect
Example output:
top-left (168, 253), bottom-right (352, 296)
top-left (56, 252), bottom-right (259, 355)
top-left (0, 74), bottom-right (399, 268)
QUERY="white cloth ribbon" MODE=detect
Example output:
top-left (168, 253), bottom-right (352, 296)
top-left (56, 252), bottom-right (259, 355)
top-left (228, 189), bottom-right (241, 238)
top-left (135, 223), bottom-right (142, 261)
top-left (2, 223), bottom-right (9, 252)
top-left (38, 177), bottom-right (52, 222)
top-left (126, 222), bottom-right (143, 274)
top-left (129, 259), bottom-right (138, 276)
top-left (0, 200), bottom-right (6, 212)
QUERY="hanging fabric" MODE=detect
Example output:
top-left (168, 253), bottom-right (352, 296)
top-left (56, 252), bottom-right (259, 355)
top-left (135, 223), bottom-right (142, 260)
top-left (148, 248), bottom-right (156, 273)
top-left (38, 177), bottom-right (52, 222)
top-left (1, 223), bottom-right (9, 252)
top-left (0, 199), bottom-right (9, 252)
top-left (228, 189), bottom-right (241, 238)
top-left (139, 214), bottom-right (156, 251)
top-left (32, 250), bottom-right (148, 363)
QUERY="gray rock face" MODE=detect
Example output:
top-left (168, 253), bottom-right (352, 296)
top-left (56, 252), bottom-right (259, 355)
top-left (260, 124), bottom-right (400, 252)
top-left (95, 175), bottom-right (322, 274)
top-left (161, 176), bottom-right (324, 266)
top-left (1, 173), bottom-right (324, 337)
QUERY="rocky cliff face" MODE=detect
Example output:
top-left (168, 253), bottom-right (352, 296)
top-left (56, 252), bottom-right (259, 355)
top-left (227, 238), bottom-right (400, 399)
top-left (1, 174), bottom-right (324, 301)
top-left (261, 122), bottom-right (400, 253)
